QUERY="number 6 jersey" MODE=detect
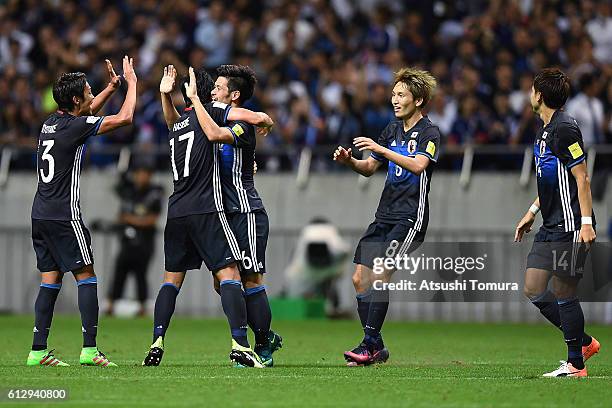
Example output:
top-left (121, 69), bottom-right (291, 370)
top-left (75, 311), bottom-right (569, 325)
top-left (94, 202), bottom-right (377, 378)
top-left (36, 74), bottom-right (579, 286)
top-left (31, 111), bottom-right (104, 221)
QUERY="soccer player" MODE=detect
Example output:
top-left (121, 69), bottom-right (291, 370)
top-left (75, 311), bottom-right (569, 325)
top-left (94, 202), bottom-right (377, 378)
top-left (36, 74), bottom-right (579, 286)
top-left (142, 65), bottom-right (273, 368)
top-left (333, 68), bottom-right (440, 366)
top-left (186, 64), bottom-right (282, 367)
top-left (515, 68), bottom-right (599, 377)
top-left (28, 56), bottom-right (137, 367)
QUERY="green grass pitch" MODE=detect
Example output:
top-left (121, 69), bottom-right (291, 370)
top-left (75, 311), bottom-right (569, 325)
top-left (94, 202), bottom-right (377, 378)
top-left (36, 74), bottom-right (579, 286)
top-left (0, 315), bottom-right (611, 407)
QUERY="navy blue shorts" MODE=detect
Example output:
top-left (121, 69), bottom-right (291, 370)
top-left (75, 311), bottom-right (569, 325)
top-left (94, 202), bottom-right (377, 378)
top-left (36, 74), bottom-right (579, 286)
top-left (32, 219), bottom-right (94, 273)
top-left (227, 210), bottom-right (269, 275)
top-left (164, 213), bottom-right (240, 273)
top-left (354, 220), bottom-right (426, 269)
top-left (526, 227), bottom-right (591, 278)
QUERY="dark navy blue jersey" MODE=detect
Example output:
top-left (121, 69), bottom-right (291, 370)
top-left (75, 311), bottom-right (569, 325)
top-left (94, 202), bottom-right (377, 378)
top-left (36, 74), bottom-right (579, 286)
top-left (218, 120), bottom-right (264, 213)
top-left (166, 102), bottom-right (231, 219)
top-left (31, 112), bottom-right (104, 221)
top-left (371, 117), bottom-right (441, 229)
top-left (534, 110), bottom-right (594, 232)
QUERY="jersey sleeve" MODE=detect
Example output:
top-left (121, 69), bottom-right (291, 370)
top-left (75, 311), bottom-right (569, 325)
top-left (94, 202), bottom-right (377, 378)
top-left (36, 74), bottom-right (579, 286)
top-left (204, 101), bottom-right (232, 126)
top-left (225, 121), bottom-right (255, 148)
top-left (71, 115), bottom-right (105, 144)
top-left (370, 123), bottom-right (393, 162)
top-left (415, 126), bottom-right (441, 162)
top-left (550, 122), bottom-right (586, 168)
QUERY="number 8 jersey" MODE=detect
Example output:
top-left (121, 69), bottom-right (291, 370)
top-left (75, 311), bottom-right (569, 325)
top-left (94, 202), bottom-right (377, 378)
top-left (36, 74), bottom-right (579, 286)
top-left (31, 111), bottom-right (104, 221)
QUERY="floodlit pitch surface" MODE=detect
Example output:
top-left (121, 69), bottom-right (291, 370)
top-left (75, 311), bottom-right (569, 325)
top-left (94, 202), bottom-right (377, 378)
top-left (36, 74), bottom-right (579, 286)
top-left (1, 316), bottom-right (610, 407)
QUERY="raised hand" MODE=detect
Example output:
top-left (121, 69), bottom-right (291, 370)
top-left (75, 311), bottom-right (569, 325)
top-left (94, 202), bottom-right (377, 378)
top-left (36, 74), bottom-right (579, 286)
top-left (353, 137), bottom-right (382, 154)
top-left (184, 66), bottom-right (198, 100)
top-left (333, 146), bottom-right (353, 165)
top-left (122, 55), bottom-right (137, 85)
top-left (105, 59), bottom-right (121, 89)
top-left (160, 65), bottom-right (177, 94)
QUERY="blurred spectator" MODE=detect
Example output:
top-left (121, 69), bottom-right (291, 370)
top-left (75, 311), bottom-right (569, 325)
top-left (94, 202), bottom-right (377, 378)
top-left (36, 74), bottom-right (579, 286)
top-left (106, 162), bottom-right (162, 317)
top-left (566, 72), bottom-right (605, 146)
top-left (0, 0), bottom-right (610, 171)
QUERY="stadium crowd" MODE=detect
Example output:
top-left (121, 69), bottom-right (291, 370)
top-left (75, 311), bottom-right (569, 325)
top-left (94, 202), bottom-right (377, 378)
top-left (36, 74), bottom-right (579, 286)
top-left (0, 0), bottom-right (611, 170)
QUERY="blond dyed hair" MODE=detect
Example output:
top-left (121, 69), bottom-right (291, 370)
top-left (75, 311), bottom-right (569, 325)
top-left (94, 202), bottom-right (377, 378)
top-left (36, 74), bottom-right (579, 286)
top-left (393, 68), bottom-right (437, 109)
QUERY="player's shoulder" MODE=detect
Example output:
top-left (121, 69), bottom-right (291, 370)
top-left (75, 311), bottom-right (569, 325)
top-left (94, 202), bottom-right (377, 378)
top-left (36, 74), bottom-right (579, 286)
top-left (552, 110), bottom-right (579, 132)
top-left (420, 117), bottom-right (441, 137)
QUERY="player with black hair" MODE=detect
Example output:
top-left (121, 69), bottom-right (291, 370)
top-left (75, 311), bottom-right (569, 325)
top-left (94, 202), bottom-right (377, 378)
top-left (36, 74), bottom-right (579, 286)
top-left (182, 64), bottom-right (282, 367)
top-left (28, 56), bottom-right (137, 367)
top-left (515, 68), bottom-right (600, 377)
top-left (142, 65), bottom-right (273, 368)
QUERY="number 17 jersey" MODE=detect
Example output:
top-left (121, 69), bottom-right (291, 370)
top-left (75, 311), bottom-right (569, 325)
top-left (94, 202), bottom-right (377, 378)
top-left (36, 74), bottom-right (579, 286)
top-left (167, 102), bottom-right (231, 219)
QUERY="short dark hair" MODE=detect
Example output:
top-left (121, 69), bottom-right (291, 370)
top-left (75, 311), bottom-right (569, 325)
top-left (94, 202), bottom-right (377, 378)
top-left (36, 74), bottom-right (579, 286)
top-left (533, 68), bottom-right (570, 109)
top-left (180, 68), bottom-right (214, 106)
top-left (578, 72), bottom-right (596, 92)
top-left (216, 64), bottom-right (257, 105)
top-left (53, 72), bottom-right (87, 112)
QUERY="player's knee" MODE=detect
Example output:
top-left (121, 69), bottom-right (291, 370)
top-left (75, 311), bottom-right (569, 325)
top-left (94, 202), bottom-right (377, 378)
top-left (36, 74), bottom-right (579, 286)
top-left (352, 269), bottom-right (368, 292)
top-left (243, 273), bottom-right (263, 289)
top-left (523, 285), bottom-right (542, 300)
top-left (163, 271), bottom-right (185, 288)
top-left (40, 271), bottom-right (63, 285)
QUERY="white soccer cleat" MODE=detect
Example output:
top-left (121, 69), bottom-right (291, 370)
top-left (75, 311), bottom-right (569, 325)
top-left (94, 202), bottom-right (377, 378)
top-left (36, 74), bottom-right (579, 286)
top-left (542, 360), bottom-right (587, 377)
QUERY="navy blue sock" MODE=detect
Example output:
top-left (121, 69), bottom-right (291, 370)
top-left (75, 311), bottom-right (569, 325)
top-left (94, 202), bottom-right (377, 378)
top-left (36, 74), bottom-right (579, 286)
top-left (153, 283), bottom-right (180, 342)
top-left (32, 284), bottom-right (61, 350)
top-left (244, 285), bottom-right (271, 347)
top-left (77, 277), bottom-right (99, 348)
top-left (531, 290), bottom-right (592, 346)
top-left (220, 280), bottom-right (249, 348)
top-left (356, 289), bottom-right (372, 333)
top-left (364, 288), bottom-right (389, 349)
top-left (558, 297), bottom-right (585, 369)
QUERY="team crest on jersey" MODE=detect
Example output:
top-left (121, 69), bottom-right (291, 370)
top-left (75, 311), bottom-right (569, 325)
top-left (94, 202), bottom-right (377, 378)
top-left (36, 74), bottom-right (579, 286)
top-left (408, 139), bottom-right (417, 153)
top-left (86, 116), bottom-right (100, 124)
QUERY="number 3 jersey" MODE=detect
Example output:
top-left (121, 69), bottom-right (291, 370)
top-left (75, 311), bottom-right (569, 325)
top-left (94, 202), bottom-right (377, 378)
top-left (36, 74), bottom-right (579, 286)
top-left (31, 112), bottom-right (104, 221)
top-left (534, 110), bottom-right (595, 232)
top-left (166, 102), bottom-right (232, 219)
top-left (370, 117), bottom-right (441, 230)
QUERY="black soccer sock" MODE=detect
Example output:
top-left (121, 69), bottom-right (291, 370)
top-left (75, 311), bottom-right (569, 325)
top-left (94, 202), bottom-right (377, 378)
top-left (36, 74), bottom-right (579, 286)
top-left (244, 285), bottom-right (272, 347)
top-left (77, 277), bottom-right (99, 348)
top-left (32, 284), bottom-right (61, 350)
top-left (364, 288), bottom-right (389, 348)
top-left (558, 297), bottom-right (585, 369)
top-left (153, 283), bottom-right (180, 342)
top-left (356, 289), bottom-right (372, 332)
top-left (530, 290), bottom-right (592, 346)
top-left (220, 280), bottom-right (249, 348)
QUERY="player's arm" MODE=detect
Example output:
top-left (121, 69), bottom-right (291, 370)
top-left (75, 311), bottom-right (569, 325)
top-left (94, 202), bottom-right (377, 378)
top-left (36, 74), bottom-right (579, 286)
top-left (184, 67), bottom-right (234, 143)
top-left (333, 146), bottom-right (381, 176)
top-left (515, 197), bottom-right (540, 242)
top-left (97, 56), bottom-right (137, 134)
top-left (227, 108), bottom-right (273, 129)
top-left (571, 162), bottom-right (596, 245)
top-left (90, 59), bottom-right (122, 114)
top-left (159, 65), bottom-right (180, 130)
